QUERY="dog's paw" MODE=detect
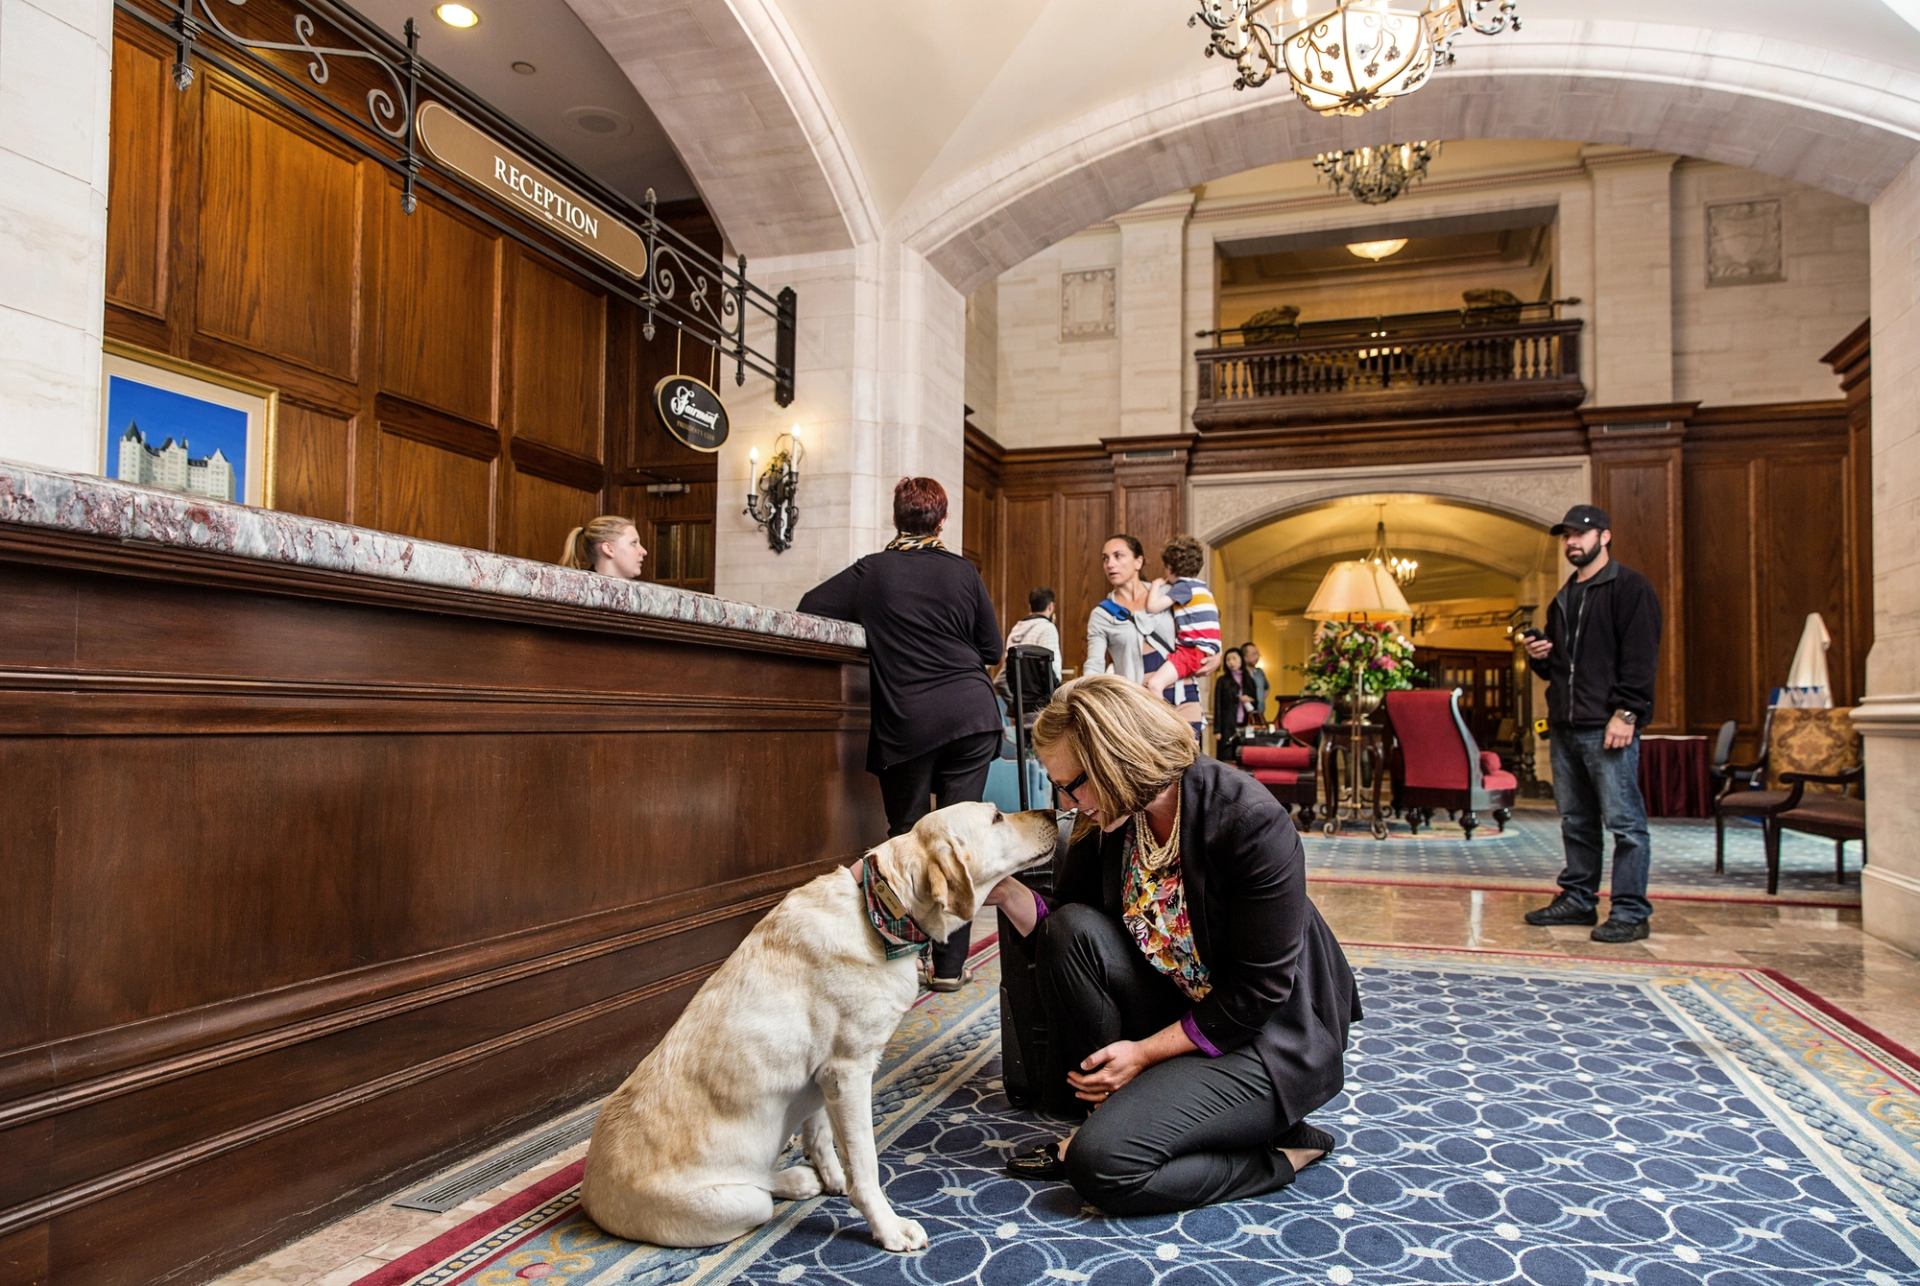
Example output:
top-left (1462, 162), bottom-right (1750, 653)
top-left (874, 1218), bottom-right (928, 1253)
top-left (813, 1162), bottom-right (847, 1196)
top-left (770, 1165), bottom-right (824, 1200)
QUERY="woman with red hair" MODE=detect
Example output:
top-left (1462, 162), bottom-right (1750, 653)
top-left (799, 477), bottom-right (1004, 989)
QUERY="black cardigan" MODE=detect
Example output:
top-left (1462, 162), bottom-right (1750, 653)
top-left (797, 546), bottom-right (1003, 772)
top-left (1212, 668), bottom-right (1250, 739)
top-left (1049, 756), bottom-right (1362, 1122)
top-left (1527, 558), bottom-right (1663, 727)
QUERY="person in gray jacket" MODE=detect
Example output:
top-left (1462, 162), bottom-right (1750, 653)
top-left (1084, 535), bottom-right (1178, 687)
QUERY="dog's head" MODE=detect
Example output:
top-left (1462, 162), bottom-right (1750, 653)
top-left (867, 803), bottom-right (1058, 943)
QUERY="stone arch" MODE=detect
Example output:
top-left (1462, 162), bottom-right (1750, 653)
top-left (897, 21), bottom-right (1920, 292)
top-left (1190, 457), bottom-right (1590, 549)
top-left (570, 0), bottom-right (877, 257)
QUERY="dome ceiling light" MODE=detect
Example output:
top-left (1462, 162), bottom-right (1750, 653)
top-left (1191, 0), bottom-right (1519, 116)
top-left (434, 4), bottom-right (480, 29)
top-left (1315, 140), bottom-right (1439, 204)
top-left (1345, 237), bottom-right (1408, 261)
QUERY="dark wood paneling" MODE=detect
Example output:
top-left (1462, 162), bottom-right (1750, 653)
top-left (377, 193), bottom-right (499, 426)
top-left (376, 429), bottom-right (494, 550)
top-left (106, 0), bottom-right (718, 581)
top-left (195, 80), bottom-right (361, 380)
top-left (0, 531), bottom-right (881, 1286)
top-left (509, 253), bottom-right (607, 459)
top-left (509, 468), bottom-right (602, 563)
top-left (1682, 460), bottom-right (1757, 736)
top-left (105, 32), bottom-right (171, 318)
top-left (1059, 492), bottom-right (1114, 641)
top-left (272, 404), bottom-right (352, 522)
top-left (1003, 494), bottom-right (1057, 636)
top-left (1762, 455), bottom-right (1850, 703)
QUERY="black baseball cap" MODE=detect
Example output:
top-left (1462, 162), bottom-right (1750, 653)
top-left (1550, 504), bottom-right (1610, 535)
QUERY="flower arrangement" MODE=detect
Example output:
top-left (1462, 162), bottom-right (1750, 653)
top-left (1296, 622), bottom-right (1419, 701)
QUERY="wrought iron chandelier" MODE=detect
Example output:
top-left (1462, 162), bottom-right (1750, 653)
top-left (1367, 507), bottom-right (1419, 586)
top-left (1315, 140), bottom-right (1439, 204)
top-left (1190, 0), bottom-right (1520, 116)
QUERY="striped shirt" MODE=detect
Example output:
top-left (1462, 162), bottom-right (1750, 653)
top-left (1165, 576), bottom-right (1223, 660)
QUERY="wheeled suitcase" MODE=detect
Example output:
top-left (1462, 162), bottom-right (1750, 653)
top-left (995, 642), bottom-right (1080, 1115)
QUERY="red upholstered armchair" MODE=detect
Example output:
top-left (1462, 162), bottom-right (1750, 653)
top-left (1381, 689), bottom-right (1517, 840)
top-left (1238, 698), bottom-right (1332, 824)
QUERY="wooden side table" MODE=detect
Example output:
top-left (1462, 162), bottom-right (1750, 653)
top-left (1319, 720), bottom-right (1390, 840)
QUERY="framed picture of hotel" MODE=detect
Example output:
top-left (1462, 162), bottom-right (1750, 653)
top-left (99, 341), bottom-right (278, 507)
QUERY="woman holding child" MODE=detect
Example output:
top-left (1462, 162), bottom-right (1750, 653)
top-left (1082, 534), bottom-right (1217, 739)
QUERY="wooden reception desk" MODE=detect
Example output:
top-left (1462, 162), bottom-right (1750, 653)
top-left (0, 463), bottom-right (883, 1286)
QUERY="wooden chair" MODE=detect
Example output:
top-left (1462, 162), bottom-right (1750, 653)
top-left (1380, 689), bottom-right (1517, 840)
top-left (1714, 707), bottom-right (1859, 891)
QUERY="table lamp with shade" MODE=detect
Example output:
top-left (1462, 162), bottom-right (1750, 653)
top-left (1305, 558), bottom-right (1412, 837)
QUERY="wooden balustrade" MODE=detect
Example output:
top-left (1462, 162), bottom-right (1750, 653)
top-left (1193, 310), bottom-right (1585, 428)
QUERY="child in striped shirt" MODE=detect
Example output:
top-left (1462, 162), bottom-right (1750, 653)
top-left (1144, 533), bottom-right (1222, 702)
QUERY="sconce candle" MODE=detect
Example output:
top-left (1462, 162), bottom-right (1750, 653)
top-left (745, 430), bottom-right (805, 553)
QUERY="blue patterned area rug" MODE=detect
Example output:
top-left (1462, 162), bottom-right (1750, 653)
top-left (360, 944), bottom-right (1920, 1285)
top-left (1305, 811), bottom-right (1861, 907)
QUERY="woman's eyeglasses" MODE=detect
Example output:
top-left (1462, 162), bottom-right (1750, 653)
top-left (1051, 770), bottom-right (1088, 807)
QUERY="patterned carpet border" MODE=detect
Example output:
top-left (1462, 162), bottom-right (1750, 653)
top-left (355, 940), bottom-right (1920, 1286)
top-left (1303, 812), bottom-right (1862, 908)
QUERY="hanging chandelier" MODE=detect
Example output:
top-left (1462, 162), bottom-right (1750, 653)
top-left (1190, 0), bottom-right (1520, 116)
top-left (1367, 507), bottom-right (1418, 586)
top-left (1315, 140), bottom-right (1439, 204)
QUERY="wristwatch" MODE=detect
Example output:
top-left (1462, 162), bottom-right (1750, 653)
top-left (1614, 709), bottom-right (1638, 725)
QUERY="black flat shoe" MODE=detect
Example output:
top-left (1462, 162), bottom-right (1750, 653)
top-left (1524, 895), bottom-right (1599, 927)
top-left (1005, 1141), bottom-right (1069, 1181)
top-left (1273, 1120), bottom-right (1337, 1156)
top-left (1591, 917), bottom-right (1650, 943)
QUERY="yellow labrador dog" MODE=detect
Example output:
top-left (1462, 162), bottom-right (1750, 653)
top-left (582, 801), bottom-right (1058, 1253)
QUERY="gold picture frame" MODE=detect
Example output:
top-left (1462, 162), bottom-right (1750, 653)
top-left (99, 340), bottom-right (280, 507)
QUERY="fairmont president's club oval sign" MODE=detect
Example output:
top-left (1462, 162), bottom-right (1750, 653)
top-left (654, 376), bottom-right (730, 452)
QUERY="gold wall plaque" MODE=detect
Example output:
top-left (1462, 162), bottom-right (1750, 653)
top-left (416, 101), bottom-right (647, 279)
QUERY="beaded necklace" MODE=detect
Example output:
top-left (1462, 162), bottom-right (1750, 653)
top-left (1131, 786), bottom-right (1182, 872)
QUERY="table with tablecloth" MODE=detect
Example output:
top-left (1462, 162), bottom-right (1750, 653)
top-left (1637, 734), bottom-right (1713, 817)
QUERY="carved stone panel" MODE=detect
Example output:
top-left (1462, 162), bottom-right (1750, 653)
top-left (1060, 268), bottom-right (1116, 341)
top-left (1705, 198), bottom-right (1784, 287)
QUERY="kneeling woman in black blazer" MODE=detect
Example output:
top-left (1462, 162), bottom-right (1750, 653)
top-left (985, 674), bottom-right (1362, 1214)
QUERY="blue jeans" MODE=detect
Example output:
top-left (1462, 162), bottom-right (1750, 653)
top-left (1549, 726), bottom-right (1652, 923)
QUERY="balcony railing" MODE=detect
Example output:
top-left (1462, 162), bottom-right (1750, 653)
top-left (1193, 300), bottom-right (1584, 428)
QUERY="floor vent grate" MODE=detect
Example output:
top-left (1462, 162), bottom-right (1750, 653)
top-left (391, 1105), bottom-right (598, 1213)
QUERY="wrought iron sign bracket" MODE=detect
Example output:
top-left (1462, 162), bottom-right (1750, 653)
top-left (119, 0), bottom-right (797, 407)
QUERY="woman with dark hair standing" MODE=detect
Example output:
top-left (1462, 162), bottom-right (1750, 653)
top-left (1211, 647), bottom-right (1254, 761)
top-left (798, 477), bottom-right (1003, 990)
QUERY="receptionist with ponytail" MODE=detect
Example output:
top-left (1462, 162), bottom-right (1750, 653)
top-left (561, 516), bottom-right (648, 580)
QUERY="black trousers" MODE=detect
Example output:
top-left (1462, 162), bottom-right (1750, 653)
top-left (876, 729), bottom-right (1001, 980)
top-left (1036, 902), bottom-right (1296, 1215)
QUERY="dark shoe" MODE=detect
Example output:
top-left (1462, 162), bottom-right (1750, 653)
top-left (919, 961), bottom-right (973, 993)
top-left (1005, 1141), bottom-right (1069, 1181)
top-left (1591, 918), bottom-right (1651, 944)
top-left (1524, 895), bottom-right (1599, 927)
top-left (1273, 1120), bottom-right (1337, 1156)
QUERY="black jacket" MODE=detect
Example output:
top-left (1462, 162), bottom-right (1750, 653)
top-left (1211, 668), bottom-right (1250, 741)
top-left (797, 547), bottom-right (1003, 772)
top-left (1049, 757), bottom-right (1361, 1123)
top-left (1528, 557), bottom-right (1663, 728)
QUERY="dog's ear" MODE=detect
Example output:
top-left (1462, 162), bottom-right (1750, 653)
top-left (923, 833), bottom-right (977, 919)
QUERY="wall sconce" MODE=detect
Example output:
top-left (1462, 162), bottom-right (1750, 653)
top-left (745, 426), bottom-right (804, 553)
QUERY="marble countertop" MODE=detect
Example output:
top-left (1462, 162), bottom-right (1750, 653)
top-left (0, 460), bottom-right (866, 651)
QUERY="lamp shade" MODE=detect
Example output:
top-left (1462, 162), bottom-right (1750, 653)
top-left (1305, 559), bottom-right (1412, 622)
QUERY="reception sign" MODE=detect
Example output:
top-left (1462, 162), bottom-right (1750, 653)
top-left (654, 375), bottom-right (730, 452)
top-left (416, 101), bottom-right (647, 279)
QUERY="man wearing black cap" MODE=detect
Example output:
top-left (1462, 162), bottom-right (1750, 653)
top-left (1520, 505), bottom-right (1663, 943)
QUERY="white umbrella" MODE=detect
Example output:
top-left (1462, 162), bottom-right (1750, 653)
top-left (1780, 612), bottom-right (1832, 709)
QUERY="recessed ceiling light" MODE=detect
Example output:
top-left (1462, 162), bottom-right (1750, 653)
top-left (511, 60), bottom-right (537, 75)
top-left (1346, 238), bottom-right (1409, 262)
top-left (563, 106), bottom-right (632, 139)
top-left (435, 4), bottom-right (480, 29)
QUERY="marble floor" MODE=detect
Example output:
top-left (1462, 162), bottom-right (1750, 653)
top-left (210, 881), bottom-right (1920, 1286)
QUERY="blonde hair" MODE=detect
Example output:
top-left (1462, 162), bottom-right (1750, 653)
top-left (1030, 674), bottom-right (1197, 820)
top-left (560, 516), bottom-right (636, 570)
